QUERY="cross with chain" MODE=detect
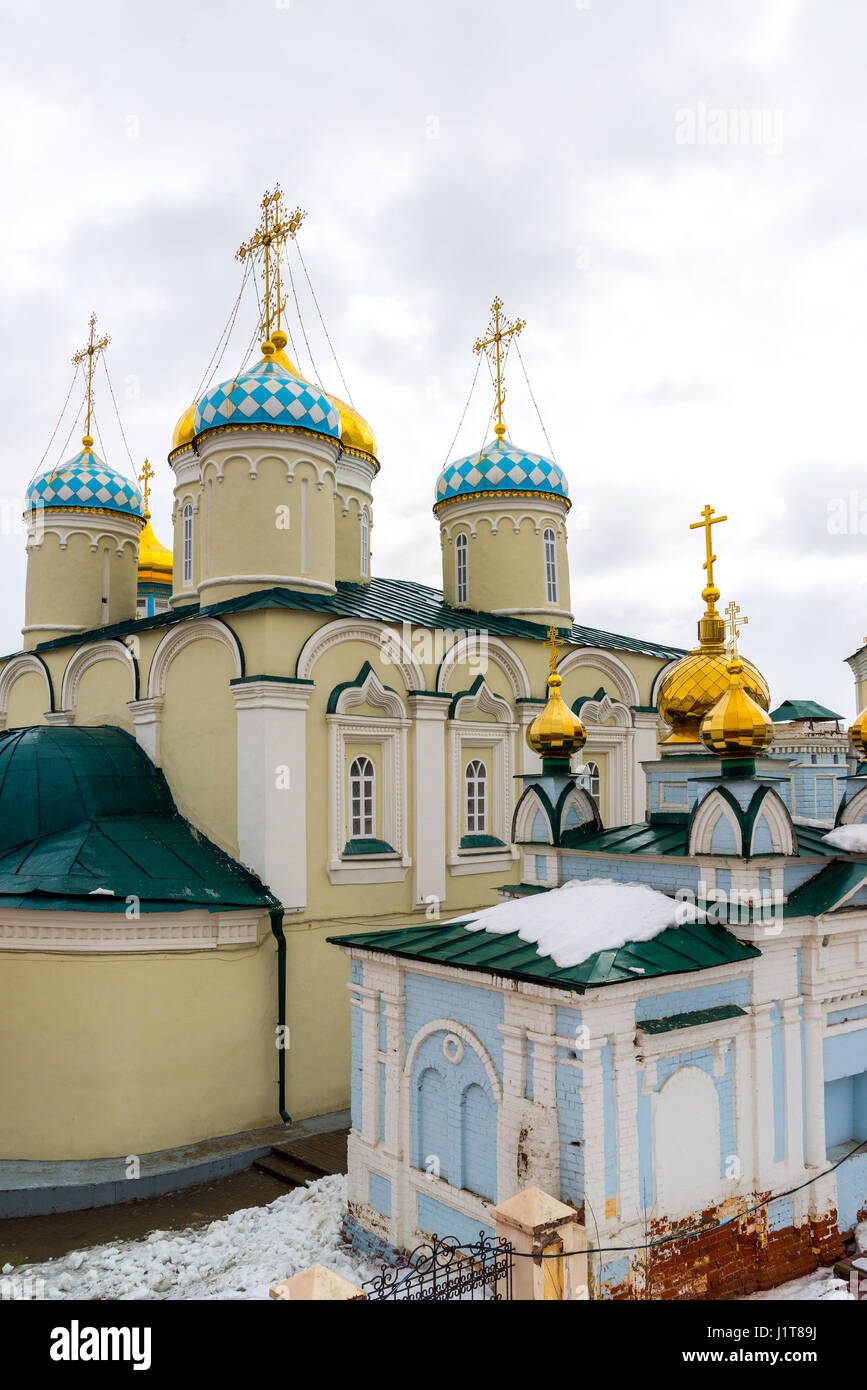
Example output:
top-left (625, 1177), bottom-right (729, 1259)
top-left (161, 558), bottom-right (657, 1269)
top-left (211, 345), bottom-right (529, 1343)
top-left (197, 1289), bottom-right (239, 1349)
top-left (72, 313), bottom-right (110, 449)
top-left (236, 186), bottom-right (306, 344)
top-left (474, 297), bottom-right (525, 441)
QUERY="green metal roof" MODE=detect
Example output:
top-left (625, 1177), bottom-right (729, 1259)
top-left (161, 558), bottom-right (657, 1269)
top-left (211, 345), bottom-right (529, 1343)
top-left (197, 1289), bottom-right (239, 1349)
top-left (784, 860), bottom-right (867, 917)
top-left (562, 818), bottom-right (853, 861)
top-left (0, 726), bottom-right (277, 913)
top-left (328, 918), bottom-right (761, 992)
top-left (770, 700), bottom-right (843, 723)
top-left (12, 578), bottom-right (686, 664)
top-left (638, 1004), bottom-right (747, 1034)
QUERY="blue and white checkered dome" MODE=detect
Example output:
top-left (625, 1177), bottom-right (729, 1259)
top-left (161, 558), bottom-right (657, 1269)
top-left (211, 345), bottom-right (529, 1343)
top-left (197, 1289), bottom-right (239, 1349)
top-left (434, 436), bottom-right (569, 509)
top-left (27, 447), bottom-right (145, 518)
top-left (194, 357), bottom-right (341, 441)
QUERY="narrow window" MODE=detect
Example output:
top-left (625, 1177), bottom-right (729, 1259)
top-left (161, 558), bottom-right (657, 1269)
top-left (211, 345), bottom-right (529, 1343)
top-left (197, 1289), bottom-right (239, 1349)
top-left (360, 511), bottom-right (369, 578)
top-left (543, 527), bottom-right (558, 604)
top-left (349, 755), bottom-right (375, 839)
top-left (455, 532), bottom-right (469, 604)
top-left (182, 503), bottom-right (194, 588)
top-left (465, 758), bottom-right (487, 834)
top-left (585, 759), bottom-right (601, 800)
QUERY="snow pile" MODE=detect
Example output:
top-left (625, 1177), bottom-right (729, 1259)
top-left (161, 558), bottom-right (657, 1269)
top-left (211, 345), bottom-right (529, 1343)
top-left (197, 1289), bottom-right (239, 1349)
top-left (6, 1174), bottom-right (376, 1301)
top-left (821, 823), bottom-right (867, 853)
top-left (743, 1268), bottom-right (853, 1301)
top-left (459, 877), bottom-right (705, 969)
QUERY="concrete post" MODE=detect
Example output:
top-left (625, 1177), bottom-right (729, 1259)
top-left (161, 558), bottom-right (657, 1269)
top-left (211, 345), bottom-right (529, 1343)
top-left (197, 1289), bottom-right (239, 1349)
top-left (491, 1186), bottom-right (587, 1300)
top-left (270, 1265), bottom-right (365, 1300)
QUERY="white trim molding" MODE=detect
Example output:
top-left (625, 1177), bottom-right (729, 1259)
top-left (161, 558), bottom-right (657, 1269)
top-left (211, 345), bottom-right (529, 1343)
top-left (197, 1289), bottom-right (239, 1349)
top-left (297, 618), bottom-right (424, 693)
top-left (327, 711), bottom-right (411, 884)
top-left (0, 653), bottom-right (53, 728)
top-left (147, 617), bottom-right (243, 698)
top-left (436, 635), bottom-right (531, 702)
top-left (0, 908), bottom-right (264, 954)
top-left (558, 647), bottom-right (641, 709)
top-left (61, 639), bottom-right (137, 711)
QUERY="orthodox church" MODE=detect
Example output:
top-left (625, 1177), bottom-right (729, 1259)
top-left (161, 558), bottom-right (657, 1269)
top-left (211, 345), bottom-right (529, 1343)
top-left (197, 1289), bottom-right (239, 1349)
top-left (1, 191), bottom-right (861, 1247)
top-left (335, 571), bottom-right (867, 1299)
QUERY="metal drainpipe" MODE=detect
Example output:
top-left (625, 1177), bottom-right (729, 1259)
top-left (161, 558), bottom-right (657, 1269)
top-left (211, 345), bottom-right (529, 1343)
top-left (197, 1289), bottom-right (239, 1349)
top-left (269, 908), bottom-right (292, 1124)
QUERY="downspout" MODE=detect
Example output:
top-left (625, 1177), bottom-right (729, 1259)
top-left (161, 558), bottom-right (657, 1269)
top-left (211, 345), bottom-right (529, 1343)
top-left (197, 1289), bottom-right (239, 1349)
top-left (269, 908), bottom-right (292, 1123)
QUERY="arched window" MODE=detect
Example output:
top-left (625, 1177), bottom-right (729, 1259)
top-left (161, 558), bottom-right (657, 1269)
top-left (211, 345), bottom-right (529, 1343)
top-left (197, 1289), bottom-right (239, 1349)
top-left (349, 755), bottom-right (375, 838)
top-left (182, 503), bottom-right (194, 588)
top-left (543, 527), bottom-right (558, 604)
top-left (584, 760), bottom-right (601, 800)
top-left (360, 511), bottom-right (369, 578)
top-left (465, 758), bottom-right (487, 834)
top-left (455, 532), bottom-right (469, 604)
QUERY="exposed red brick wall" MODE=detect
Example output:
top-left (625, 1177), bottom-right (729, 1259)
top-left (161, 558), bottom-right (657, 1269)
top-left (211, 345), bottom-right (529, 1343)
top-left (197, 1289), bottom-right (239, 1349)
top-left (601, 1200), bottom-right (844, 1301)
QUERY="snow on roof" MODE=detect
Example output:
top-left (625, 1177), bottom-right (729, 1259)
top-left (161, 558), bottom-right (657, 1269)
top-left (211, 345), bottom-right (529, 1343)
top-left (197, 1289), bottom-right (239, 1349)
top-left (458, 877), bottom-right (704, 969)
top-left (822, 824), bottom-right (867, 854)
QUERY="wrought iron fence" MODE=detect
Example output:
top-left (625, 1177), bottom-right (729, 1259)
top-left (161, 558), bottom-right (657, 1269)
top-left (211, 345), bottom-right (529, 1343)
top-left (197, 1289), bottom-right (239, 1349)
top-left (361, 1231), bottom-right (513, 1301)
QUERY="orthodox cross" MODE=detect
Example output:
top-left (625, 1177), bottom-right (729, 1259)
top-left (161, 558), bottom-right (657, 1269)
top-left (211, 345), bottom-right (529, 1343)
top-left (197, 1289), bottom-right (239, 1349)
top-left (724, 599), bottom-right (748, 657)
top-left (689, 503), bottom-right (727, 591)
top-left (474, 297), bottom-right (525, 440)
top-left (236, 186), bottom-right (306, 343)
top-left (72, 313), bottom-right (110, 449)
top-left (545, 624), bottom-right (564, 677)
top-left (138, 458), bottom-right (154, 517)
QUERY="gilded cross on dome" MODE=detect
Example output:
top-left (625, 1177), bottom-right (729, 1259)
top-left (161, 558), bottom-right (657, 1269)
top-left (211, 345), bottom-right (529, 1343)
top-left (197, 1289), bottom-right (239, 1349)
top-left (688, 503), bottom-right (727, 592)
top-left (725, 599), bottom-right (748, 657)
top-left (545, 624), bottom-right (564, 676)
top-left (236, 187), bottom-right (306, 345)
top-left (474, 297), bottom-right (525, 441)
top-left (138, 459), bottom-right (154, 517)
top-left (72, 313), bottom-right (110, 453)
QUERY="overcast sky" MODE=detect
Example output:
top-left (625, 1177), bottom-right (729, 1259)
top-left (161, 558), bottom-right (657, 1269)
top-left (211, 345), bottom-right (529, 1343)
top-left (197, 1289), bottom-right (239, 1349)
top-left (3, 0), bottom-right (867, 715)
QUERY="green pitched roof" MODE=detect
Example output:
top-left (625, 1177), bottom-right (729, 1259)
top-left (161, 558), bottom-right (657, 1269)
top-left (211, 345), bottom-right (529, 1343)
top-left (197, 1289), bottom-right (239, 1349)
top-left (770, 700), bottom-right (843, 723)
top-left (0, 726), bottom-right (277, 913)
top-left (784, 860), bottom-right (867, 917)
top-left (562, 818), bottom-right (853, 861)
top-left (13, 578), bottom-right (686, 665)
top-left (328, 918), bottom-right (760, 992)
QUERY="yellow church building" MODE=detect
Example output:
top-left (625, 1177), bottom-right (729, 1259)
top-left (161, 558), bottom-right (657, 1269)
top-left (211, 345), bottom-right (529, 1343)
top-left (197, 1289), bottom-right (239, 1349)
top-left (0, 192), bottom-right (687, 1170)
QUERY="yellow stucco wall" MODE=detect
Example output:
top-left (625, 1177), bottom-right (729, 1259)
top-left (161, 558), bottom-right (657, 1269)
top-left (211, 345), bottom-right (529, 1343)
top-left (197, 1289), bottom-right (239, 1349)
top-left (0, 930), bottom-right (276, 1160)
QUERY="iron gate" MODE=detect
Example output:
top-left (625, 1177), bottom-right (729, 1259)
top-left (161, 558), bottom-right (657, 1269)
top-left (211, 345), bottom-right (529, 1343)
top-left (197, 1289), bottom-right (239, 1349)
top-left (361, 1232), bottom-right (513, 1301)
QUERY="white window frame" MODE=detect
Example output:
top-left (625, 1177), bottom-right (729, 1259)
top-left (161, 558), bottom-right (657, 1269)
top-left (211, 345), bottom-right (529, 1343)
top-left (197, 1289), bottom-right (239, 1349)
top-left (326, 666), bottom-right (411, 884)
top-left (182, 503), bottom-right (194, 588)
top-left (448, 680), bottom-right (518, 873)
top-left (349, 754), bottom-right (376, 839)
top-left (543, 527), bottom-right (558, 604)
top-left (465, 758), bottom-right (488, 834)
top-left (455, 532), bottom-right (469, 604)
top-left (584, 759), bottom-right (601, 801)
top-left (360, 511), bottom-right (369, 578)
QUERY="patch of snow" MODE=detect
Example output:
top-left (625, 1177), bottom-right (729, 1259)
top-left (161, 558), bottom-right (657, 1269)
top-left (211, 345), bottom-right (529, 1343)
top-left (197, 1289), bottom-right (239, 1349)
top-left (792, 816), bottom-right (834, 828)
top-left (854, 1219), bottom-right (867, 1255)
top-left (11, 1174), bottom-right (378, 1301)
top-left (821, 824), bottom-right (867, 853)
top-left (742, 1268), bottom-right (854, 1301)
top-left (459, 877), bottom-right (706, 969)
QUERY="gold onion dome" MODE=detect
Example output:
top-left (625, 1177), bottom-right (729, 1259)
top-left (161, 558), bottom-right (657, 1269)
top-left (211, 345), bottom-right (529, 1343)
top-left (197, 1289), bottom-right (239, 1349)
top-left (700, 655), bottom-right (775, 757)
top-left (526, 629), bottom-right (587, 759)
top-left (171, 402), bottom-right (197, 452)
top-left (849, 707), bottom-right (867, 761)
top-left (138, 515), bottom-right (173, 585)
top-left (269, 331), bottom-right (378, 464)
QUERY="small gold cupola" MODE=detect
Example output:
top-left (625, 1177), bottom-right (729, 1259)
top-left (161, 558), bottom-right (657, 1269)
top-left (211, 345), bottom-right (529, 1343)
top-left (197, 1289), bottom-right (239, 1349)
top-left (658, 505), bottom-right (770, 743)
top-left (849, 707), bottom-right (867, 762)
top-left (700, 602), bottom-right (774, 757)
top-left (527, 627), bottom-right (587, 766)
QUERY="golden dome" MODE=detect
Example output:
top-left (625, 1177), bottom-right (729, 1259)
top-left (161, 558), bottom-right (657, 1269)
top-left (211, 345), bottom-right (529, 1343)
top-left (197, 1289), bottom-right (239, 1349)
top-left (137, 516), bottom-right (173, 586)
top-left (268, 332), bottom-right (377, 464)
top-left (850, 707), bottom-right (867, 761)
top-left (171, 401), bottom-right (197, 452)
top-left (658, 584), bottom-right (770, 743)
top-left (700, 656), bottom-right (775, 757)
top-left (527, 674), bottom-right (587, 759)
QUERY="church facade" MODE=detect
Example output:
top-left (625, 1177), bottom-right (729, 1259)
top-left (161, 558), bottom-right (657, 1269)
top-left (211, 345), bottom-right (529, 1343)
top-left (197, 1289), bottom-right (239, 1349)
top-left (0, 199), bottom-right (685, 1166)
top-left (335, 599), bottom-right (867, 1299)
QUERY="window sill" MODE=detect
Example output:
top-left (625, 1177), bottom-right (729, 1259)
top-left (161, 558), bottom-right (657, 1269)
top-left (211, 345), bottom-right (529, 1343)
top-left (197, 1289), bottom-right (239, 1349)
top-left (343, 838), bottom-right (397, 857)
top-left (460, 834), bottom-right (507, 851)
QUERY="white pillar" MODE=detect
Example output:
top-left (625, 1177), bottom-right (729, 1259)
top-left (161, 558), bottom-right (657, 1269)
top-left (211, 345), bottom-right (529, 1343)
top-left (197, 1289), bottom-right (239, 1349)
top-left (803, 997), bottom-right (826, 1168)
top-left (751, 1002), bottom-right (776, 1185)
top-left (581, 1038), bottom-right (606, 1227)
top-left (127, 696), bottom-right (164, 765)
top-left (408, 694), bottom-right (449, 908)
top-left (781, 997), bottom-right (804, 1174)
top-left (231, 678), bottom-right (313, 909)
top-left (733, 1026), bottom-right (756, 1187)
top-left (612, 1028), bottom-right (639, 1226)
top-left (631, 712), bottom-right (660, 821)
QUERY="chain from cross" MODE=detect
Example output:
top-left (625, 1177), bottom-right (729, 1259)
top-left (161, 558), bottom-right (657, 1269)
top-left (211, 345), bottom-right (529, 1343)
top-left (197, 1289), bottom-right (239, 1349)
top-left (474, 296), bottom-right (525, 441)
top-left (724, 599), bottom-right (748, 657)
top-left (236, 187), bottom-right (306, 344)
top-left (72, 313), bottom-right (110, 448)
top-left (688, 504), bottom-right (727, 592)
